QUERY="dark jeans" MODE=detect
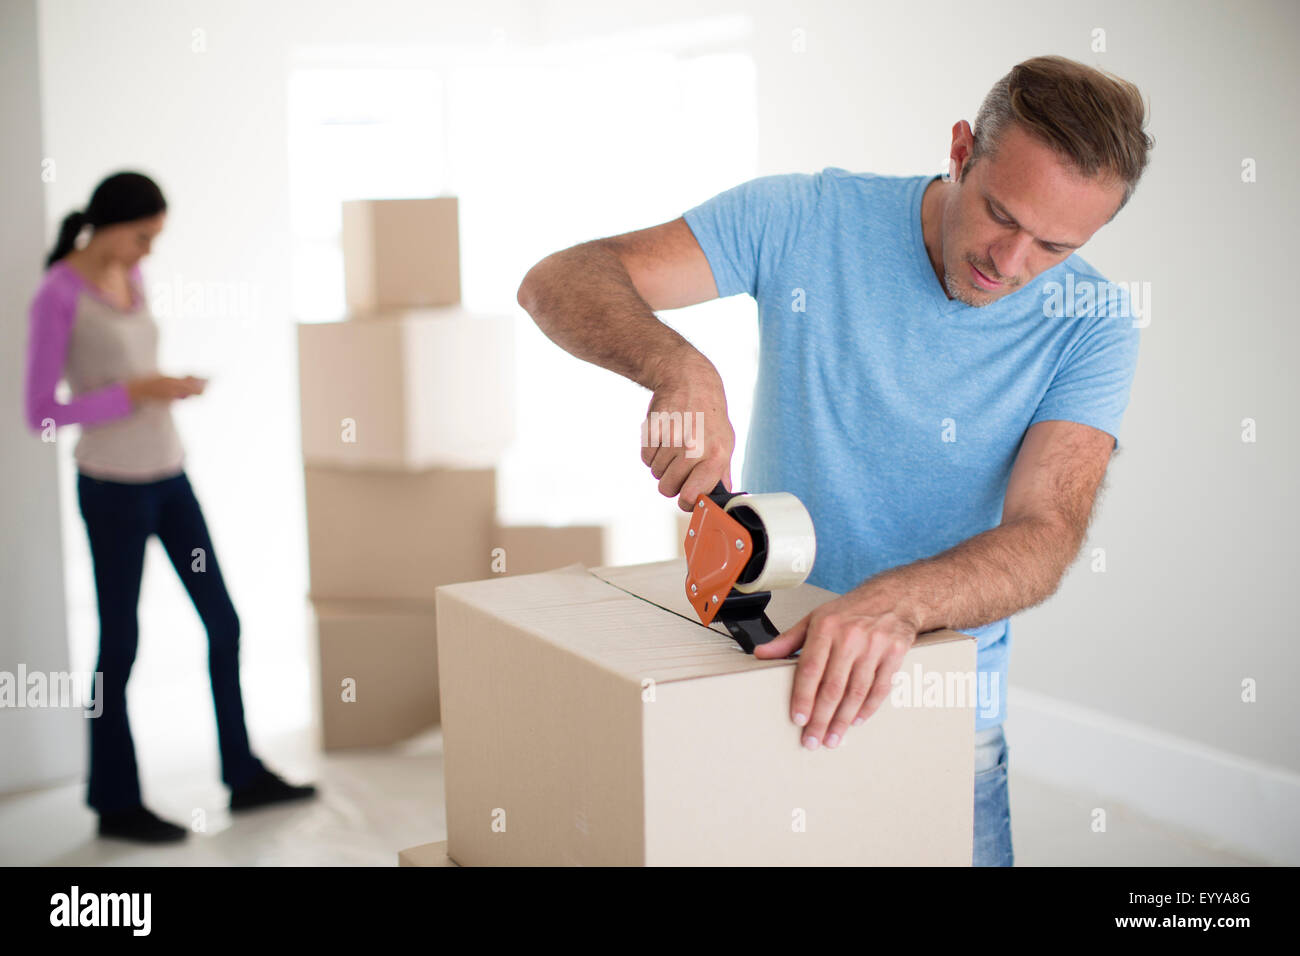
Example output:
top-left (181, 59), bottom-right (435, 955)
top-left (77, 470), bottom-right (264, 813)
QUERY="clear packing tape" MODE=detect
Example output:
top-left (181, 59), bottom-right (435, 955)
top-left (723, 492), bottom-right (817, 593)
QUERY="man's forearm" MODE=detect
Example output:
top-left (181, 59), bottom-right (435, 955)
top-left (854, 514), bottom-right (1085, 634)
top-left (517, 241), bottom-right (706, 390)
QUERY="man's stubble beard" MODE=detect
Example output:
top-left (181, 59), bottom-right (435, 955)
top-left (943, 254), bottom-right (1020, 308)
top-left (943, 263), bottom-right (995, 307)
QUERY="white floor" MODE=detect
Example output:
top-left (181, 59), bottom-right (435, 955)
top-left (0, 719), bottom-right (1267, 867)
top-left (0, 725), bottom-right (444, 867)
top-left (1008, 772), bottom-right (1263, 866)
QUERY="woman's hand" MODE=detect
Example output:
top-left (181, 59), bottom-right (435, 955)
top-left (125, 375), bottom-right (206, 405)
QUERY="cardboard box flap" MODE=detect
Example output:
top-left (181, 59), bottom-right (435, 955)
top-left (590, 558), bottom-right (831, 636)
top-left (436, 559), bottom-right (970, 688)
top-left (437, 563), bottom-right (793, 684)
top-left (592, 558), bottom-right (971, 650)
top-left (438, 562), bottom-right (610, 612)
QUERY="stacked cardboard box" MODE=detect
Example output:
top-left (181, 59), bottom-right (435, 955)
top-left (315, 600), bottom-right (441, 750)
top-left (342, 198), bottom-right (461, 314)
top-left (301, 197), bottom-right (499, 750)
top-left (486, 524), bottom-right (605, 577)
top-left (297, 307), bottom-right (513, 470)
top-left (300, 197), bottom-right (607, 750)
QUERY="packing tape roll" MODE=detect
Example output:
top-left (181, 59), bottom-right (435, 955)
top-left (724, 492), bottom-right (816, 593)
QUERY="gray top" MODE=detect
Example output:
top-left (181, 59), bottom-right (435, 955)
top-left (37, 261), bottom-right (185, 481)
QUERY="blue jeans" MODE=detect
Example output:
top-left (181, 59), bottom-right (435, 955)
top-left (973, 725), bottom-right (1014, 866)
top-left (77, 471), bottom-right (265, 813)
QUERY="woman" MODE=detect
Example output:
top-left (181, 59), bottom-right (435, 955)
top-left (25, 171), bottom-right (315, 843)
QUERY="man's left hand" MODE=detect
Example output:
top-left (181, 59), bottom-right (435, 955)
top-left (754, 592), bottom-right (919, 750)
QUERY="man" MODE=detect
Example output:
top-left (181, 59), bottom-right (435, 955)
top-left (517, 55), bottom-right (1153, 866)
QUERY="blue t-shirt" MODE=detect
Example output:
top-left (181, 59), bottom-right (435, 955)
top-left (683, 168), bottom-right (1141, 730)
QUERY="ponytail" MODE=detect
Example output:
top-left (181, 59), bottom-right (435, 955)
top-left (44, 171), bottom-right (167, 270)
top-left (45, 210), bottom-right (89, 268)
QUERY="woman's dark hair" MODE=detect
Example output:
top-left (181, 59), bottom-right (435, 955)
top-left (45, 171), bottom-right (167, 268)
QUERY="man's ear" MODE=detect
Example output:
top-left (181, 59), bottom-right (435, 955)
top-left (948, 119), bottom-right (976, 183)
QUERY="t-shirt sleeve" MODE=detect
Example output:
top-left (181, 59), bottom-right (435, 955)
top-left (681, 172), bottom-right (824, 299)
top-left (1028, 288), bottom-right (1142, 449)
top-left (24, 274), bottom-right (133, 432)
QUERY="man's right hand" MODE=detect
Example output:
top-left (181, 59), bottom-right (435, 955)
top-left (125, 375), bottom-right (205, 405)
top-left (642, 354), bottom-right (736, 511)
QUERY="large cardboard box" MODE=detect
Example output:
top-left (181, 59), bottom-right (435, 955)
top-left (304, 466), bottom-right (496, 601)
top-left (342, 197), bottom-right (460, 312)
top-left (315, 599), bottom-right (439, 750)
top-left (297, 307), bottom-right (514, 470)
top-left (398, 840), bottom-right (459, 867)
top-left (436, 559), bottom-right (977, 866)
top-left (489, 524), bottom-right (606, 577)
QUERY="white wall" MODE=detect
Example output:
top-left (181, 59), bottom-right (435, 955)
top-left (1, 0), bottom-right (83, 793)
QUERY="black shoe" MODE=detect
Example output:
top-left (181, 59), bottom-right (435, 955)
top-left (229, 768), bottom-right (318, 812)
top-left (97, 805), bottom-right (188, 843)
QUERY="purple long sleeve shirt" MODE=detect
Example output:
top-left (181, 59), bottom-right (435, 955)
top-left (25, 262), bottom-right (133, 428)
top-left (24, 261), bottom-right (185, 481)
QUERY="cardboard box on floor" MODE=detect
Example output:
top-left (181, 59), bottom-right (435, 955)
top-left (398, 840), bottom-right (458, 867)
top-left (304, 466), bottom-right (496, 602)
top-left (436, 558), bottom-right (976, 866)
top-left (343, 197), bottom-right (460, 312)
top-left (315, 599), bottom-right (440, 750)
top-left (489, 524), bottom-right (606, 577)
top-left (297, 308), bottom-right (514, 470)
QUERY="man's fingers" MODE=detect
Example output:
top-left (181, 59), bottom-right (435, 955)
top-left (641, 418), bottom-right (669, 467)
top-left (648, 444), bottom-right (678, 480)
top-left (803, 640), bottom-right (859, 750)
top-left (657, 454), bottom-right (695, 498)
top-left (652, 451), bottom-right (724, 507)
top-left (676, 462), bottom-right (725, 512)
top-left (787, 620), bottom-right (830, 735)
top-left (855, 645), bottom-right (908, 726)
top-left (825, 656), bottom-right (879, 746)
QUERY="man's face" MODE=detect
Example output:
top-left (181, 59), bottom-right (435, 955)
top-left (942, 123), bottom-right (1124, 307)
